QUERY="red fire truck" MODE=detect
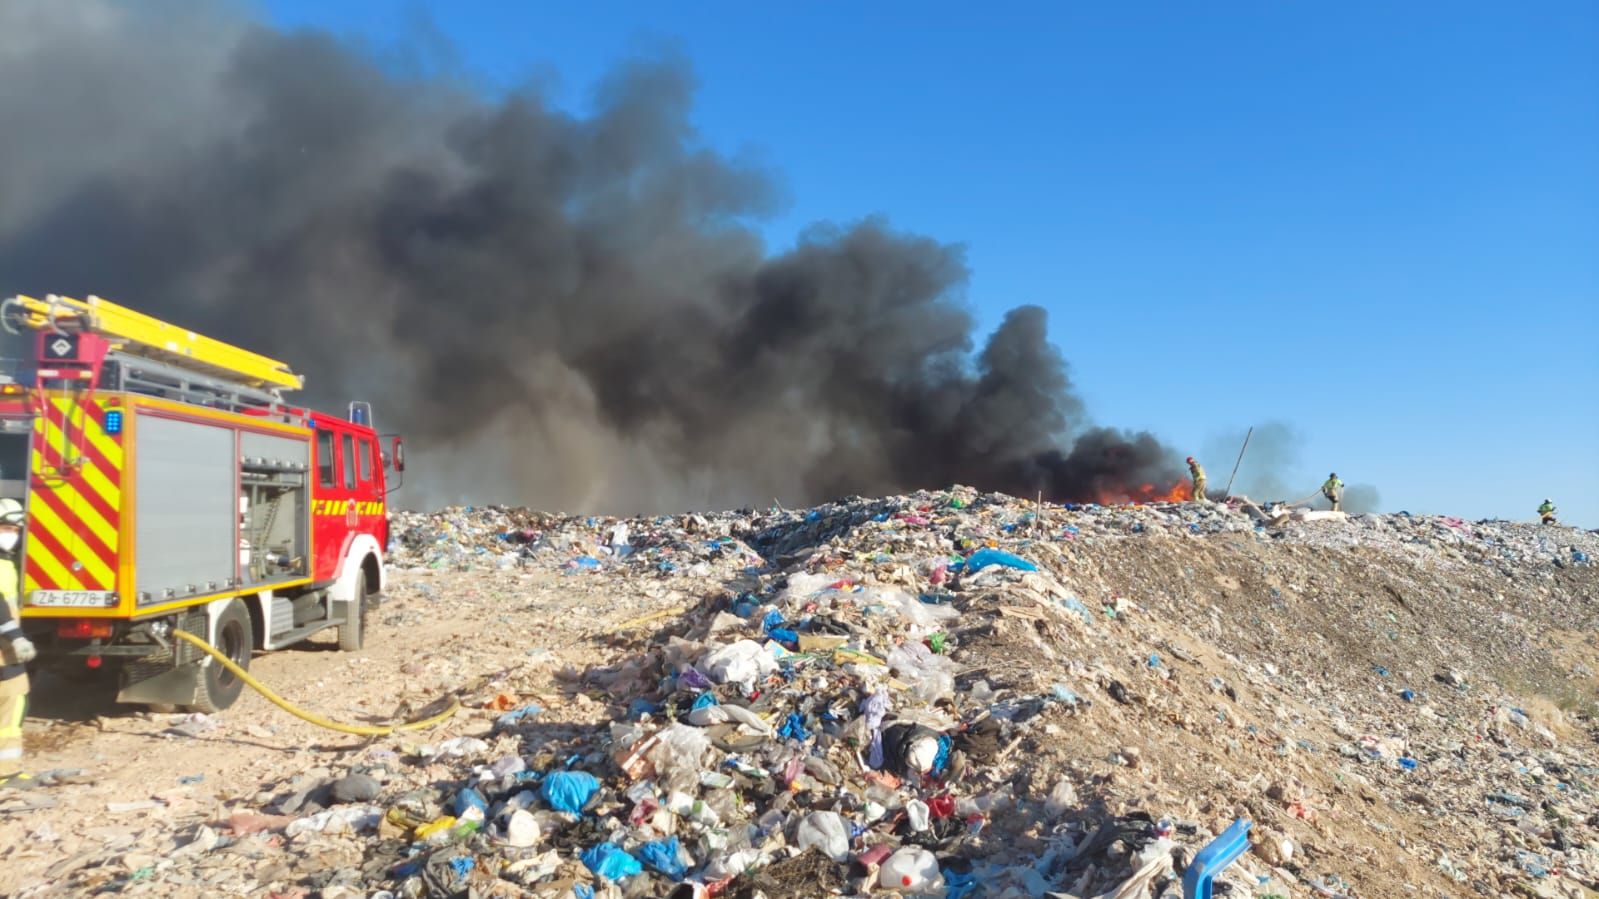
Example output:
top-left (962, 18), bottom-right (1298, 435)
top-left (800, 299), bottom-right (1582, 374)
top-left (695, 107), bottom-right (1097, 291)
top-left (0, 294), bottom-right (403, 711)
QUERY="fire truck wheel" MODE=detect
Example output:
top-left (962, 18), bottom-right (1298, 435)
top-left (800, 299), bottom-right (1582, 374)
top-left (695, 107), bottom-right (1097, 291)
top-left (192, 600), bottom-right (253, 713)
top-left (338, 570), bottom-right (368, 652)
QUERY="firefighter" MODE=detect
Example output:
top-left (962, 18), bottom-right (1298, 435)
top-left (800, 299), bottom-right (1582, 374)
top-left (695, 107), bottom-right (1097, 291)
top-left (1322, 473), bottom-right (1344, 511)
top-left (1538, 499), bottom-right (1557, 525)
top-left (0, 498), bottom-right (34, 789)
top-left (1187, 456), bottom-right (1207, 503)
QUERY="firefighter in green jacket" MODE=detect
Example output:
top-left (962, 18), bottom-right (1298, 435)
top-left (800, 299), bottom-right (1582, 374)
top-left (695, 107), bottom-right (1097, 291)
top-left (1538, 499), bottom-right (1557, 525)
top-left (1322, 473), bottom-right (1344, 511)
top-left (0, 499), bottom-right (34, 789)
top-left (1187, 457), bottom-right (1207, 503)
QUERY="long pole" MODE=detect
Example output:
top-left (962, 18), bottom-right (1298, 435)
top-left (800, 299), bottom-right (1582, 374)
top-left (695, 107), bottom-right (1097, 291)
top-left (1223, 426), bottom-right (1254, 498)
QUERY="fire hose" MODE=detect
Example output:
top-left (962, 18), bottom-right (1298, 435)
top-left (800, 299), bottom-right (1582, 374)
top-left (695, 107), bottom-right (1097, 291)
top-left (171, 629), bottom-right (459, 736)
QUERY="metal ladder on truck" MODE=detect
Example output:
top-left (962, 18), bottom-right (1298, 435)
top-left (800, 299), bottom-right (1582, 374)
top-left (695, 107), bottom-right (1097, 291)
top-left (2, 293), bottom-right (312, 473)
top-left (1, 293), bottom-right (303, 393)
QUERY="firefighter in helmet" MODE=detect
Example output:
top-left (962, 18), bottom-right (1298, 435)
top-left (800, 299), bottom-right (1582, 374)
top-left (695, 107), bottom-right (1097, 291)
top-left (1187, 456), bottom-right (1207, 503)
top-left (1322, 473), bottom-right (1344, 511)
top-left (0, 498), bottom-right (34, 788)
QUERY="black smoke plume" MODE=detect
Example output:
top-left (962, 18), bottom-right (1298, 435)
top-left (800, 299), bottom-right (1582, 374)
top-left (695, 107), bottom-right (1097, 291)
top-left (0, 1), bottom-right (1185, 511)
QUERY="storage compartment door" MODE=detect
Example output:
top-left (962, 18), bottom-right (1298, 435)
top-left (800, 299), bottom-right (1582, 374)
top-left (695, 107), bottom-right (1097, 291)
top-left (135, 416), bottom-right (235, 603)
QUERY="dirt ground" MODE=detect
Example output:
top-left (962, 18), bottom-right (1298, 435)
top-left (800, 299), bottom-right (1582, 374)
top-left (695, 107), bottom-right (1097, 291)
top-left (0, 566), bottom-right (686, 897)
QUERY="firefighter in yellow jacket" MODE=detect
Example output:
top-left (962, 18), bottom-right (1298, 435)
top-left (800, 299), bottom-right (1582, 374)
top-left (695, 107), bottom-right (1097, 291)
top-left (0, 498), bottom-right (35, 789)
top-left (1322, 473), bottom-right (1344, 511)
top-left (1186, 457), bottom-right (1207, 503)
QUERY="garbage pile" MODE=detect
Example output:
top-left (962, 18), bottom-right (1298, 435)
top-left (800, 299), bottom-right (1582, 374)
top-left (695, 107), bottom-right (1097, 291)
top-left (388, 507), bottom-right (764, 580)
top-left (117, 490), bottom-right (1599, 897)
top-left (340, 489), bottom-right (1256, 898)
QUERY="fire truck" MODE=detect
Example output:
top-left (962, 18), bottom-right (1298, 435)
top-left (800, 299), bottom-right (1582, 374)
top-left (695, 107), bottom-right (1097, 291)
top-left (0, 294), bottom-right (402, 712)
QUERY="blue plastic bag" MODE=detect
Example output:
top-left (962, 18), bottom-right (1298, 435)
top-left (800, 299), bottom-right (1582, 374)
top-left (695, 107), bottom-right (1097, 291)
top-left (638, 836), bottom-right (688, 879)
top-left (763, 610), bottom-right (799, 646)
top-left (691, 691), bottom-right (720, 711)
top-left (964, 549), bottom-right (1038, 573)
top-left (778, 713), bottom-right (812, 742)
top-left (495, 703), bottom-right (543, 729)
top-left (541, 771), bottom-right (601, 816)
top-left (574, 885), bottom-right (595, 899)
top-left (932, 734), bottom-right (953, 774)
top-left (944, 867), bottom-right (978, 899)
top-left (581, 842), bottom-right (642, 881)
top-left (454, 787), bottom-right (488, 818)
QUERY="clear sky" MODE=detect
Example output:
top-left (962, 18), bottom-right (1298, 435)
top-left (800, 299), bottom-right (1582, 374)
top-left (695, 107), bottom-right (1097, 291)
top-left (257, 0), bottom-right (1599, 525)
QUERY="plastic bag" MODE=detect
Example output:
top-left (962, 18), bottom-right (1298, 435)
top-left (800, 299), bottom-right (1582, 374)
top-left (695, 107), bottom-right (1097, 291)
top-left (701, 639), bottom-right (779, 688)
top-left (778, 712), bottom-right (812, 742)
top-left (886, 641), bottom-right (958, 702)
top-left (541, 771), bottom-right (601, 816)
top-left (419, 737), bottom-right (490, 759)
top-left (639, 836), bottom-right (689, 879)
top-left (717, 703), bottom-right (774, 735)
top-left (580, 842), bottom-right (642, 881)
top-left (883, 588), bottom-right (958, 631)
top-left (795, 810), bottom-right (850, 862)
top-left (504, 808), bottom-right (541, 847)
top-left (1045, 779), bottom-right (1078, 820)
top-left (964, 548), bottom-right (1038, 573)
top-left (780, 572), bottom-right (836, 603)
top-left (702, 847), bottom-right (763, 880)
top-left (284, 804), bottom-right (382, 837)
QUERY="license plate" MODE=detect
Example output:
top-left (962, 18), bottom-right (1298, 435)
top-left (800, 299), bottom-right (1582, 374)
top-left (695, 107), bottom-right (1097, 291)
top-left (29, 590), bottom-right (118, 608)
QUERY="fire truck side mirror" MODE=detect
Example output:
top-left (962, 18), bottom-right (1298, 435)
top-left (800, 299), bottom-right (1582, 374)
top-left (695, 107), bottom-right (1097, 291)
top-left (391, 437), bottom-right (405, 473)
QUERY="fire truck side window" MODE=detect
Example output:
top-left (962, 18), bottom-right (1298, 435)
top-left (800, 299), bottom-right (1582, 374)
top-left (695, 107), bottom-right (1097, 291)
top-left (342, 434), bottom-right (356, 488)
top-left (317, 430), bottom-right (336, 488)
top-left (357, 438), bottom-right (373, 484)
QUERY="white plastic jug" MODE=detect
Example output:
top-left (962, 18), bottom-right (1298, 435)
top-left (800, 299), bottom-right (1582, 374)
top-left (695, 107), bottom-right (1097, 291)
top-left (878, 846), bottom-right (942, 893)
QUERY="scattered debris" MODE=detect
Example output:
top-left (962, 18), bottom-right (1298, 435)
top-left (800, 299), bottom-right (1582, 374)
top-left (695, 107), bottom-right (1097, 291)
top-left (4, 487), bottom-right (1597, 897)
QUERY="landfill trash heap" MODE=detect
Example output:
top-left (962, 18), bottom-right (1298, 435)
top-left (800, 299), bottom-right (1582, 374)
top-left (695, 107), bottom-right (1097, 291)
top-left (153, 490), bottom-right (1599, 897)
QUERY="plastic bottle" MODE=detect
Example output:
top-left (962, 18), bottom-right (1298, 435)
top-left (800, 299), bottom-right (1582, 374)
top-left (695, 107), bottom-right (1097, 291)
top-left (878, 846), bottom-right (942, 893)
top-left (905, 799), bottom-right (931, 832)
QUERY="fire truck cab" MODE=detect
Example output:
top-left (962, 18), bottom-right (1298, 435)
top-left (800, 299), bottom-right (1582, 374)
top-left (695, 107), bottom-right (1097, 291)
top-left (0, 294), bottom-right (403, 712)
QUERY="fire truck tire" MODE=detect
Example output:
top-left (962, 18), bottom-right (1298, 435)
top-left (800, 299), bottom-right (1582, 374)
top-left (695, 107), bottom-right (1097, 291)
top-left (338, 570), bottom-right (368, 652)
top-left (191, 600), bottom-right (253, 713)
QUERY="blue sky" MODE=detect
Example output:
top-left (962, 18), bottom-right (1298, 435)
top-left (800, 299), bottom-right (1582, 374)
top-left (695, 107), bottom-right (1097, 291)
top-left (259, 0), bottom-right (1598, 525)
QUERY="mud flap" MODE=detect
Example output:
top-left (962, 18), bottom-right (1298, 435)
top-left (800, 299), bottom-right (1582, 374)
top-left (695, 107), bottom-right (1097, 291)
top-left (115, 610), bottom-right (209, 706)
top-left (116, 662), bottom-right (201, 706)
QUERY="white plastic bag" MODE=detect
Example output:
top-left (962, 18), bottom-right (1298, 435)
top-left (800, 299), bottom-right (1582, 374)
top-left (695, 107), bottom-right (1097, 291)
top-left (887, 641), bottom-right (958, 702)
top-left (702, 640), bottom-right (778, 688)
top-left (795, 810), bottom-right (850, 862)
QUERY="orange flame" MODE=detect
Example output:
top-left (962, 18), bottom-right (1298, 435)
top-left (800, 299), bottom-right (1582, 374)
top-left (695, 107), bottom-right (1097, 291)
top-left (1093, 480), bottom-right (1194, 506)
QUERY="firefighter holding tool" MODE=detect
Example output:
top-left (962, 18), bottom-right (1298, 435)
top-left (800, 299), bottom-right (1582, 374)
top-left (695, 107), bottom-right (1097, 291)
top-left (0, 498), bottom-right (35, 788)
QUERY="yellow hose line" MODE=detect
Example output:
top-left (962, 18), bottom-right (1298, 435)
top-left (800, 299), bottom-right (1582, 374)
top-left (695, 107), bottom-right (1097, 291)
top-left (171, 629), bottom-right (459, 736)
